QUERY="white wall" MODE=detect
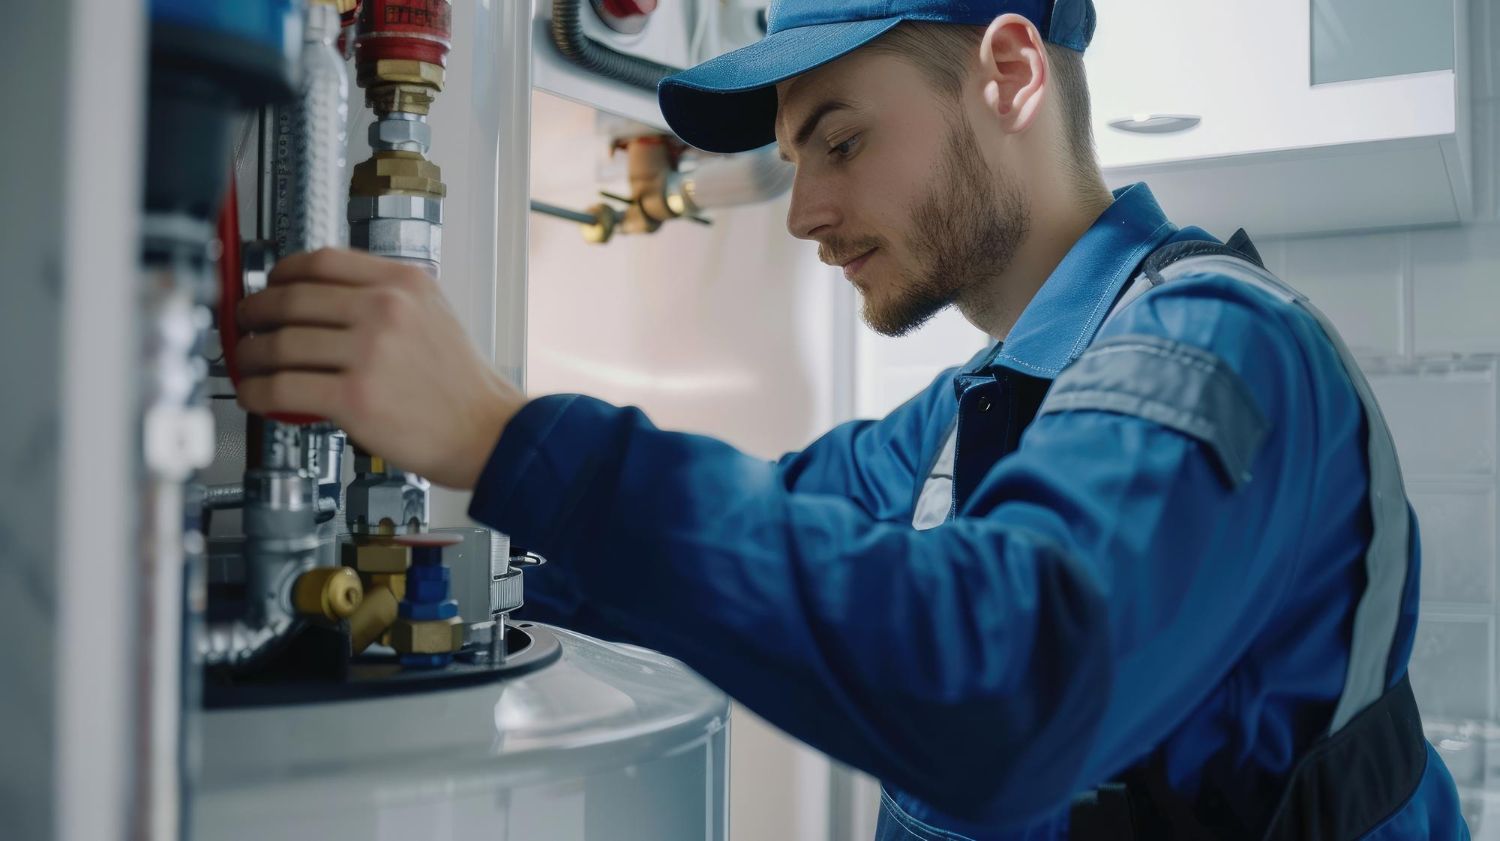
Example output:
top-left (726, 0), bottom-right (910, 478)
top-left (526, 90), bottom-right (853, 841)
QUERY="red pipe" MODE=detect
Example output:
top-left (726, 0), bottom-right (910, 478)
top-left (216, 177), bottom-right (322, 426)
top-left (356, 0), bottom-right (452, 69)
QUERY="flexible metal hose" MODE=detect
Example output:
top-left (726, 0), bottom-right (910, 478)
top-left (550, 0), bottom-right (681, 92)
top-left (275, 2), bottom-right (349, 258)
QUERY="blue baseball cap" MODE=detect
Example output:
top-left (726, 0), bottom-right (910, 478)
top-left (658, 0), bottom-right (1096, 154)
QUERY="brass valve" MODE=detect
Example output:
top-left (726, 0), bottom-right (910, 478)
top-left (348, 584), bottom-right (400, 653)
top-left (292, 566), bottom-right (365, 620)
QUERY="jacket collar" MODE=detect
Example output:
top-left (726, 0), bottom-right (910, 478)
top-left (965, 182), bottom-right (1180, 381)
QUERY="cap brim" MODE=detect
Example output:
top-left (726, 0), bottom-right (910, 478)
top-left (658, 16), bottom-right (904, 154)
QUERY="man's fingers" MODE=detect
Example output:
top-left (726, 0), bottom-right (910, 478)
top-left (236, 327), bottom-right (354, 376)
top-left (236, 371), bottom-right (346, 420)
top-left (269, 247), bottom-right (427, 288)
top-left (239, 283), bottom-right (364, 331)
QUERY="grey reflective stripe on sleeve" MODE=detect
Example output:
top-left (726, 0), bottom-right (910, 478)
top-left (1151, 254), bottom-right (1411, 735)
top-left (912, 425), bottom-right (957, 531)
top-left (1037, 335), bottom-right (1270, 489)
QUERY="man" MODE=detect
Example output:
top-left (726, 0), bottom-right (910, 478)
top-left (236, 0), bottom-right (1469, 837)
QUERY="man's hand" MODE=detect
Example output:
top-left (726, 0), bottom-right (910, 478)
top-left (235, 248), bottom-right (524, 490)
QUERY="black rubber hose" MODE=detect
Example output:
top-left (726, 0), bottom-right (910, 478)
top-left (550, 0), bottom-right (682, 92)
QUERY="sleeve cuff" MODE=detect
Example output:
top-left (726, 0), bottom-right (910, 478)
top-left (466, 393), bottom-right (584, 550)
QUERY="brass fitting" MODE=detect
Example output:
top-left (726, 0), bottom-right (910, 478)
top-left (348, 585), bottom-right (400, 653)
top-left (620, 202), bottom-right (663, 237)
top-left (582, 204), bottom-right (621, 244)
top-left (292, 567), bottom-right (365, 620)
top-left (365, 571), bottom-right (406, 601)
top-left (358, 60), bottom-right (445, 92)
top-left (341, 538), bottom-right (411, 573)
top-left (390, 616), bottom-right (465, 654)
top-left (350, 151), bottom-right (446, 200)
top-left (626, 137), bottom-right (675, 230)
top-left (366, 83), bottom-right (437, 117)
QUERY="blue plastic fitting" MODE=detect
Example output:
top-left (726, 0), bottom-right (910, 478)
top-left (399, 653), bottom-right (453, 670)
top-left (398, 599), bottom-right (460, 621)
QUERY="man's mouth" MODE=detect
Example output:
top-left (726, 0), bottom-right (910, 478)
top-left (841, 248), bottom-right (877, 281)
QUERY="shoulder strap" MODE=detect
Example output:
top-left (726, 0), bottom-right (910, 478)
top-left (1071, 233), bottom-right (1425, 841)
top-left (1147, 249), bottom-right (1410, 733)
top-left (1100, 229), bottom-right (1273, 331)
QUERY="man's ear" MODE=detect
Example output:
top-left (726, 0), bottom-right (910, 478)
top-left (977, 13), bottom-right (1048, 134)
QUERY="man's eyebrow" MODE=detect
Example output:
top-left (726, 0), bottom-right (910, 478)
top-left (777, 99), bottom-right (855, 162)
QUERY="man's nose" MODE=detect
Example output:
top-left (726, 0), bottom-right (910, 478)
top-left (785, 171), bottom-right (839, 241)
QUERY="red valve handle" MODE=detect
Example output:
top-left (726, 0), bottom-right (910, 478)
top-left (216, 176), bottom-right (324, 426)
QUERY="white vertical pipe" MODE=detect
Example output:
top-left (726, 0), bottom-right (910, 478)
top-left (426, 0), bottom-right (531, 529)
top-left (57, 0), bottom-right (143, 837)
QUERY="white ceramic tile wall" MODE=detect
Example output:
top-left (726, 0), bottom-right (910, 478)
top-left (1413, 224), bottom-right (1500, 354)
top-left (1410, 483), bottom-right (1497, 605)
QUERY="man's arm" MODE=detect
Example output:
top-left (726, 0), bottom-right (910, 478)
top-left (773, 365), bottom-right (959, 517)
top-left (237, 251), bottom-right (1323, 827)
top-left (463, 277), bottom-right (1324, 826)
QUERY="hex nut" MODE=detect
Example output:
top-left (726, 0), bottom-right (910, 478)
top-left (350, 218), bottom-right (442, 264)
top-left (368, 117), bottom-right (432, 152)
top-left (350, 152), bottom-right (445, 199)
top-left (359, 59), bottom-right (445, 90)
top-left (405, 577), bottom-right (449, 603)
top-left (406, 564), bottom-right (450, 584)
top-left (389, 616), bottom-right (464, 654)
top-left (398, 599), bottom-right (459, 621)
top-left (365, 83), bottom-right (436, 117)
top-left (348, 194), bottom-right (442, 224)
top-left (342, 539), bottom-right (411, 573)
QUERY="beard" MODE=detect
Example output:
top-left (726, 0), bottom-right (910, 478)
top-left (827, 115), bottom-right (1030, 337)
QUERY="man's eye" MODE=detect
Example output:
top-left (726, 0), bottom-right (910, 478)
top-left (829, 134), bottom-right (860, 160)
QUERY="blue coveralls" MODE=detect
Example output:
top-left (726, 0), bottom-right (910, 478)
top-left (469, 183), bottom-right (1469, 839)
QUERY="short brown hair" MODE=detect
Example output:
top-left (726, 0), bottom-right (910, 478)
top-left (866, 22), bottom-right (1099, 188)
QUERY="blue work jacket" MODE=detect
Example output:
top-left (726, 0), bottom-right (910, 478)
top-left (469, 183), bottom-right (1468, 839)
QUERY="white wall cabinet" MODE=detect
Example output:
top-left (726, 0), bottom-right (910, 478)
top-left (1086, 0), bottom-right (1473, 237)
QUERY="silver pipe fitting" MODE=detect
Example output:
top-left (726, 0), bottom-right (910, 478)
top-left (345, 449), bottom-right (430, 536)
top-left (667, 146), bottom-right (795, 216)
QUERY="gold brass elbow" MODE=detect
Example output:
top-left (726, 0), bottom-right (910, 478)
top-left (292, 567), bottom-right (365, 621)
